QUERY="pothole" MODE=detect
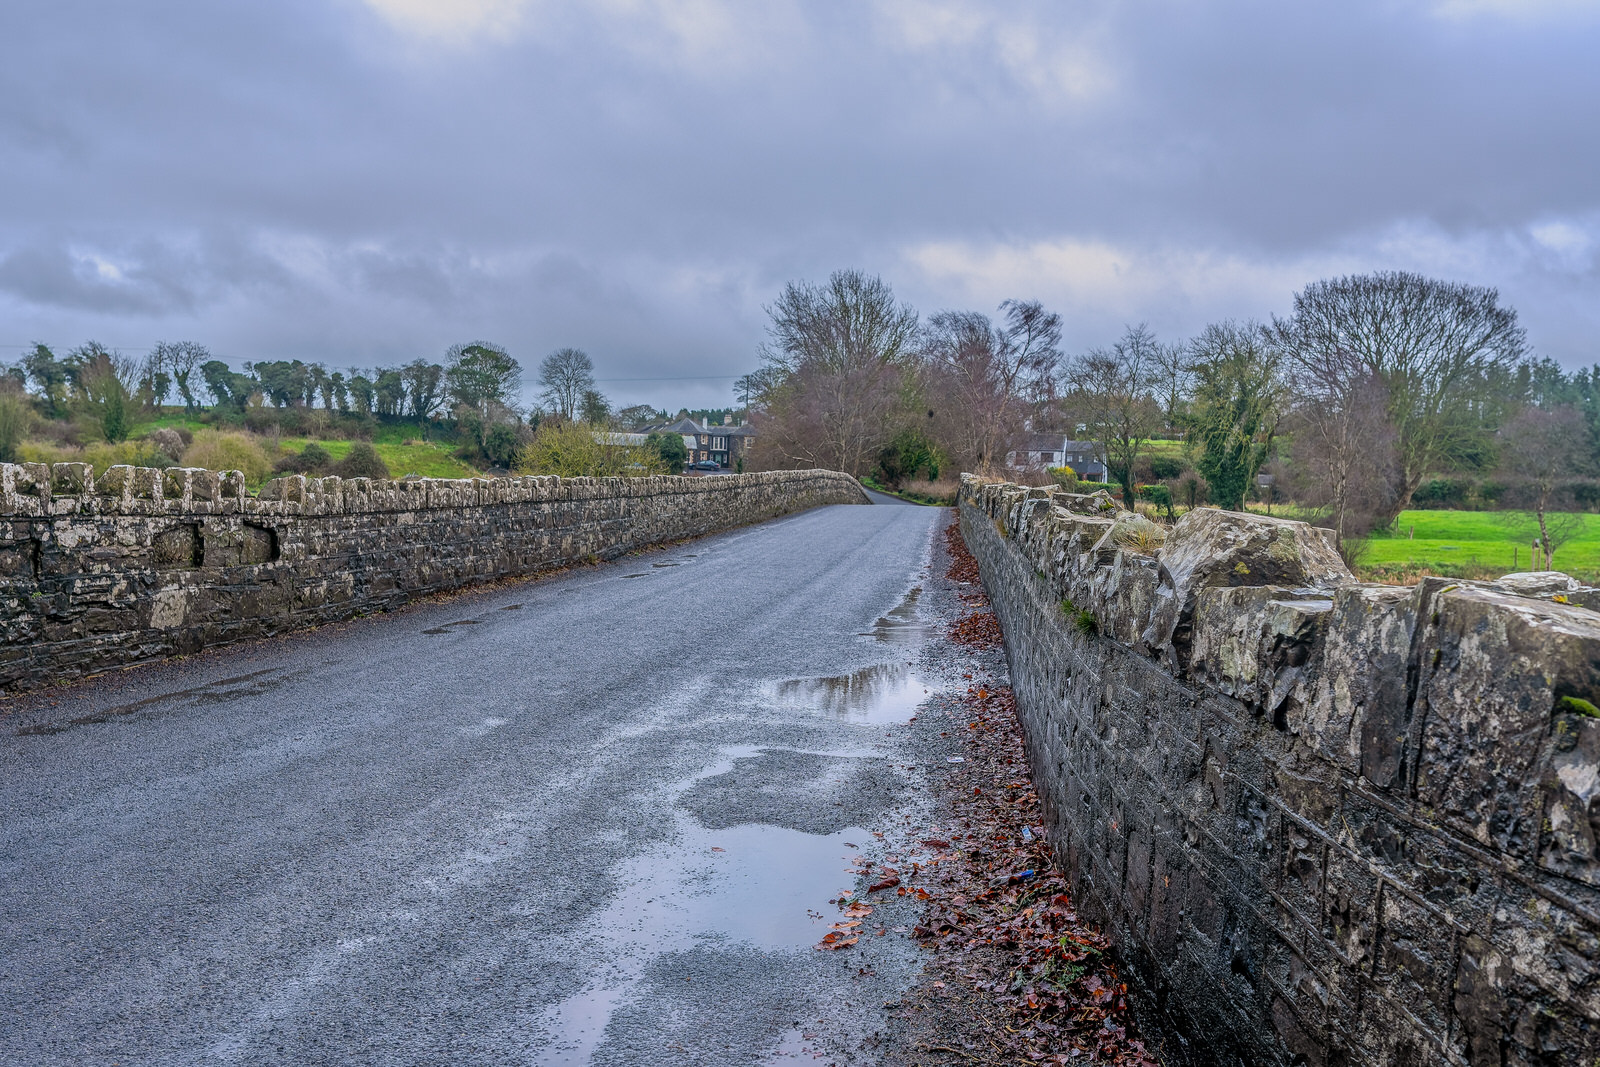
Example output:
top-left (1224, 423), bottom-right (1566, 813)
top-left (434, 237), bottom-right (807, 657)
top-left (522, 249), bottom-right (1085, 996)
top-left (16, 668), bottom-right (290, 736)
top-left (422, 618), bottom-right (483, 634)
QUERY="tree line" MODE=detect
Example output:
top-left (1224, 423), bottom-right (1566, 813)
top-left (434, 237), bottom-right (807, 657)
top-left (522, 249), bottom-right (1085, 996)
top-left (742, 268), bottom-right (1588, 565)
top-left (0, 339), bottom-right (676, 471)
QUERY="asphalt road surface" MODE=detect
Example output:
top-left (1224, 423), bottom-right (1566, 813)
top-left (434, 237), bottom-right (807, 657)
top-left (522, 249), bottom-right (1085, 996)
top-left (1, 499), bottom-right (949, 1066)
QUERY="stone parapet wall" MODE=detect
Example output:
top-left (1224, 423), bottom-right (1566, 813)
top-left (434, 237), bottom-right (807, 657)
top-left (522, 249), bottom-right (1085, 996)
top-left (0, 463), bottom-right (866, 695)
top-left (959, 475), bottom-right (1600, 1067)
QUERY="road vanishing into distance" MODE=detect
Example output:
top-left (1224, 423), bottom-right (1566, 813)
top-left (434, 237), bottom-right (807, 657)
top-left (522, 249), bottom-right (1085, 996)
top-left (1, 498), bottom-right (954, 1066)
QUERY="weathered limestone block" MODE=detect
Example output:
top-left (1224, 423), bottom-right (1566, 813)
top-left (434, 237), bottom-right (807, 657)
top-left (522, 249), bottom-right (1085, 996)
top-left (96, 465), bottom-right (135, 501)
top-left (51, 462), bottom-right (92, 497)
top-left (1187, 586), bottom-right (1334, 722)
top-left (1296, 583), bottom-right (1416, 779)
top-left (1489, 569), bottom-right (1600, 612)
top-left (1142, 508), bottom-right (1352, 669)
top-left (1413, 585), bottom-right (1600, 861)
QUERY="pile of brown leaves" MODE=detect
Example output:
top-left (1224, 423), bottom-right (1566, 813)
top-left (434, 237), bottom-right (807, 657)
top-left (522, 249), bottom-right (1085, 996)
top-left (948, 608), bottom-right (1003, 648)
top-left (882, 519), bottom-right (1159, 1065)
top-left (944, 519), bottom-right (981, 584)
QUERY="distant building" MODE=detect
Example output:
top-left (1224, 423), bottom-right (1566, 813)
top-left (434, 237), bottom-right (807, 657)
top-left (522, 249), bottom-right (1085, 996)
top-left (639, 417), bottom-right (757, 469)
top-left (1005, 434), bottom-right (1108, 482)
top-left (593, 432), bottom-right (650, 447)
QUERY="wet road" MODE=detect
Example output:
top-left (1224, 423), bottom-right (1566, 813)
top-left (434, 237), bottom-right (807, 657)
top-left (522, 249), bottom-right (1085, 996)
top-left (0, 499), bottom-right (947, 1066)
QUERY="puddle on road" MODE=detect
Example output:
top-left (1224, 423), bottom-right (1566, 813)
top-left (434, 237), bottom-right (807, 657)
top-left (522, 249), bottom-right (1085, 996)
top-left (533, 817), bottom-right (864, 1065)
top-left (860, 585), bottom-right (934, 645)
top-left (621, 573), bottom-right (648, 579)
top-left (500, 603), bottom-right (523, 611)
top-left (17, 668), bottom-right (290, 736)
top-left (530, 746), bottom-right (873, 1065)
top-left (651, 561), bottom-right (681, 568)
top-left (768, 663), bottom-right (930, 724)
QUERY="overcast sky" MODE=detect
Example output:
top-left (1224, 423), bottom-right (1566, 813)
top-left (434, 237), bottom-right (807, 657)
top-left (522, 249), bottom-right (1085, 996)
top-left (2, 0), bottom-right (1597, 411)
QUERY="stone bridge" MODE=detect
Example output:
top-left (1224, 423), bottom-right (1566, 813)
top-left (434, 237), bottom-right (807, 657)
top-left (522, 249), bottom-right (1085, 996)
top-left (961, 475), bottom-right (1600, 1067)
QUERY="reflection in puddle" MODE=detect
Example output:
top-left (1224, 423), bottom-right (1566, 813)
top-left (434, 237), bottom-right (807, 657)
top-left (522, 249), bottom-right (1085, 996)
top-left (17, 669), bottom-right (287, 736)
top-left (532, 815), bottom-right (864, 1064)
top-left (651, 561), bottom-right (681, 568)
top-left (621, 573), bottom-right (648, 579)
top-left (538, 985), bottom-right (630, 1066)
top-left (769, 663), bottom-right (928, 724)
top-left (861, 586), bottom-right (933, 645)
top-left (500, 603), bottom-right (523, 610)
top-left (531, 744), bottom-right (869, 1065)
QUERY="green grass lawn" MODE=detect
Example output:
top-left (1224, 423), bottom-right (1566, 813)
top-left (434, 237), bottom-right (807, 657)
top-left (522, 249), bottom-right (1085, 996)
top-left (1362, 510), bottom-right (1600, 580)
top-left (1238, 503), bottom-right (1600, 580)
top-left (277, 436), bottom-right (477, 479)
top-left (123, 410), bottom-right (481, 479)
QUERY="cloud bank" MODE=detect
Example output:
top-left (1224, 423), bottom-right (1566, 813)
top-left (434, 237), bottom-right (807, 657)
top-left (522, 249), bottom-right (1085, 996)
top-left (1, 0), bottom-right (1595, 409)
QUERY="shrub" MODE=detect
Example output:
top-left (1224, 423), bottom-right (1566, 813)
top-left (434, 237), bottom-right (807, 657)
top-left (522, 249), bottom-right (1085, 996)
top-left (330, 442), bottom-right (391, 480)
top-left (0, 392), bottom-right (31, 463)
top-left (274, 442), bottom-right (333, 474)
top-left (1148, 455), bottom-right (1186, 480)
top-left (646, 431), bottom-right (687, 473)
top-left (1136, 483), bottom-right (1173, 509)
top-left (183, 430), bottom-right (274, 484)
top-left (517, 421), bottom-right (665, 478)
top-left (1047, 466), bottom-right (1079, 491)
top-left (483, 423), bottom-right (521, 469)
top-left (1411, 478), bottom-right (1472, 509)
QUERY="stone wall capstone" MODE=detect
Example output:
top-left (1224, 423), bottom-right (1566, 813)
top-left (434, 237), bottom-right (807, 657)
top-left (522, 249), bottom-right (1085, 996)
top-left (0, 463), bottom-right (867, 696)
top-left (959, 475), bottom-right (1600, 1067)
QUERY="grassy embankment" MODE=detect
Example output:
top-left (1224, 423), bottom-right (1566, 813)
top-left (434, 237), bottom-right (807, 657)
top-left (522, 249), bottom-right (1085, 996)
top-left (17, 411), bottom-right (478, 487)
top-left (137, 415), bottom-right (478, 480)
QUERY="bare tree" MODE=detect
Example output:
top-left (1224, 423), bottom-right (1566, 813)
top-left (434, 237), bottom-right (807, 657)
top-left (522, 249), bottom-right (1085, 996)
top-left (1271, 272), bottom-right (1526, 525)
top-left (1151, 338), bottom-right (1192, 435)
top-left (920, 300), bottom-right (1061, 474)
top-left (537, 348), bottom-right (595, 421)
top-left (1498, 404), bottom-right (1589, 570)
top-left (1065, 324), bottom-right (1164, 508)
top-left (1284, 347), bottom-right (1398, 557)
top-left (753, 270), bottom-right (919, 476)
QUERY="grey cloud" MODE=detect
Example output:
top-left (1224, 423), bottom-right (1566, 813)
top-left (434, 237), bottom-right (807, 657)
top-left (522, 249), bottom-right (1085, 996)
top-left (0, 0), bottom-right (1596, 407)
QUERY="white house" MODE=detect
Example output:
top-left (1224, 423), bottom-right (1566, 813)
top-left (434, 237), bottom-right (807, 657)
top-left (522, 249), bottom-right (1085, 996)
top-left (1005, 434), bottom-right (1109, 482)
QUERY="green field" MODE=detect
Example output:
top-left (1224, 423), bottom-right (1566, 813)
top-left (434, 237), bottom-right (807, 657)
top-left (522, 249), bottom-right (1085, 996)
top-left (1359, 510), bottom-right (1600, 580)
top-left (276, 431), bottom-right (477, 479)
top-left (119, 412), bottom-right (478, 480)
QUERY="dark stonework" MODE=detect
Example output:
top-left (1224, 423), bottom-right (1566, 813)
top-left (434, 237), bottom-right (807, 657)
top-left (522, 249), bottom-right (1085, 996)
top-left (960, 476), bottom-right (1600, 1067)
top-left (0, 462), bottom-right (866, 695)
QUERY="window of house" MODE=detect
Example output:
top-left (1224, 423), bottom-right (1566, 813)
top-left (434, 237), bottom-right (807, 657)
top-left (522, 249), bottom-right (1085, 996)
top-left (1041, 452), bottom-right (1055, 463)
